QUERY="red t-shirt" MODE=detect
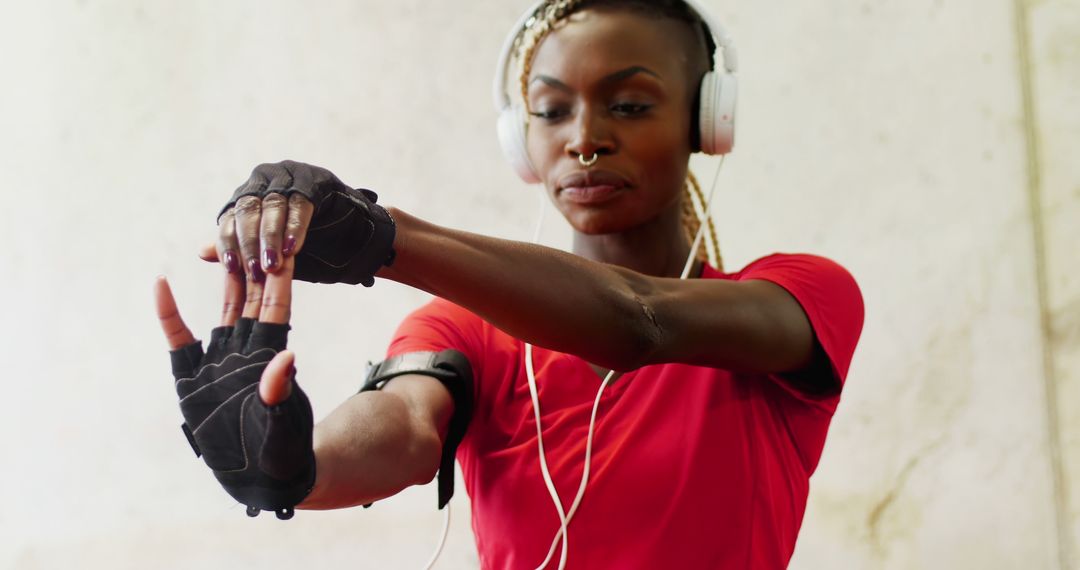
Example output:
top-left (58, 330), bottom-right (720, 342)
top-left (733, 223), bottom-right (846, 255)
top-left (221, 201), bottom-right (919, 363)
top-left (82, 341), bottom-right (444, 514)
top-left (386, 253), bottom-right (864, 569)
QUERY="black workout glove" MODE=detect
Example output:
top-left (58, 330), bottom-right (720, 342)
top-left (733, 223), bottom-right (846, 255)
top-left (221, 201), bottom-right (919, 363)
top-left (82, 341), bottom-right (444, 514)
top-left (220, 160), bottom-right (396, 286)
top-left (170, 317), bottom-right (315, 520)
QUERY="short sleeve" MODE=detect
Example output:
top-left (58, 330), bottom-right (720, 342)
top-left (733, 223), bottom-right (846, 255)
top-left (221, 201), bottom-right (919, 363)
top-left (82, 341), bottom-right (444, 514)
top-left (735, 253), bottom-right (865, 387)
top-left (386, 297), bottom-right (487, 381)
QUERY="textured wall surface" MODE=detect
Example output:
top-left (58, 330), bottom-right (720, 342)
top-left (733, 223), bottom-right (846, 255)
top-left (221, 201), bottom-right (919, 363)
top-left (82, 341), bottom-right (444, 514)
top-left (1027, 0), bottom-right (1080, 568)
top-left (0, 0), bottom-right (1075, 568)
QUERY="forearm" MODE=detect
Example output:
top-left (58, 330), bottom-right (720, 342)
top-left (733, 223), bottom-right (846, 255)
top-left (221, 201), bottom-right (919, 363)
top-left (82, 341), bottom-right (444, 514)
top-left (377, 208), bottom-right (657, 370)
top-left (299, 390), bottom-right (442, 510)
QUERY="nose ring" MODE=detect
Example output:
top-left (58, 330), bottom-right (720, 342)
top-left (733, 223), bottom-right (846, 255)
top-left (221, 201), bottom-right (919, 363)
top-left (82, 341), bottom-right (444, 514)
top-left (578, 153), bottom-right (599, 167)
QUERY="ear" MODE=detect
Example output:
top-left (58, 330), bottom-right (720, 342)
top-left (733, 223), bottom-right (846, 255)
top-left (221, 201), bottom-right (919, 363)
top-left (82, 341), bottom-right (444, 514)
top-left (497, 103), bottom-right (542, 184)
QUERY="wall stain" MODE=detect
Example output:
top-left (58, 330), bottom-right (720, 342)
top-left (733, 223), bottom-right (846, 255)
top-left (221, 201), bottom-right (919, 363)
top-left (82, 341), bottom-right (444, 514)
top-left (866, 435), bottom-right (946, 553)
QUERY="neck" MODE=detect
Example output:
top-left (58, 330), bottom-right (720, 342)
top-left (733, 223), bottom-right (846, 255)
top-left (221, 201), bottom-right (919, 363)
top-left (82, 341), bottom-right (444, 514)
top-left (571, 199), bottom-right (696, 278)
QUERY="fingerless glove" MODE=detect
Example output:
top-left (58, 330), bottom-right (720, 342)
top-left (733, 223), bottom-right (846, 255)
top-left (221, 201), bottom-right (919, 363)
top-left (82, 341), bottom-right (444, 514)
top-left (221, 160), bottom-right (396, 286)
top-left (170, 318), bottom-right (315, 519)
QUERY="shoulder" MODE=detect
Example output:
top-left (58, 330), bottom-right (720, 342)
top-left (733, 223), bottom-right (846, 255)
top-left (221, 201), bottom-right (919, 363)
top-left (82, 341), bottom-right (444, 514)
top-left (712, 253), bottom-right (863, 313)
top-left (716, 252), bottom-right (865, 381)
top-left (713, 253), bottom-right (858, 286)
top-left (388, 297), bottom-right (488, 359)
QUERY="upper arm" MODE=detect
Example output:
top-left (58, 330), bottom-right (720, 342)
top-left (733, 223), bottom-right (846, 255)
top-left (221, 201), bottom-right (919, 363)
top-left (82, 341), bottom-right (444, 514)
top-left (640, 255), bottom-right (864, 393)
top-left (643, 278), bottom-right (816, 374)
top-left (381, 373), bottom-right (455, 443)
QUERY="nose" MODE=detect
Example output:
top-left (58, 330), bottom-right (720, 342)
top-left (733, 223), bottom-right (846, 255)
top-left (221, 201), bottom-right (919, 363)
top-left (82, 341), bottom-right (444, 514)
top-left (565, 106), bottom-right (615, 162)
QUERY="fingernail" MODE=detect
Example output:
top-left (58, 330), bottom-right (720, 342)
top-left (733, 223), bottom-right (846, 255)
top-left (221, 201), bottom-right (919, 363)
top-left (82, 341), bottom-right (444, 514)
top-left (224, 250), bottom-right (241, 274)
top-left (283, 235), bottom-right (297, 256)
top-left (263, 248), bottom-right (279, 271)
top-left (248, 258), bottom-right (266, 283)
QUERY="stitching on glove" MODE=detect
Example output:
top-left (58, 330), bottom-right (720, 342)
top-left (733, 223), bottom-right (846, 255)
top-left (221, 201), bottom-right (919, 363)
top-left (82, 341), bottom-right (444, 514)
top-left (178, 349), bottom-right (277, 401)
top-left (308, 207), bottom-right (357, 232)
top-left (214, 391), bottom-right (259, 474)
top-left (191, 382), bottom-right (258, 435)
top-left (300, 251), bottom-right (350, 270)
top-left (175, 347), bottom-right (277, 387)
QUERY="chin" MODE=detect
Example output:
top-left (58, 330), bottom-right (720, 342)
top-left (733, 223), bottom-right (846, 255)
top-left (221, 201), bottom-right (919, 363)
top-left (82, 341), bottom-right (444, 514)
top-left (563, 207), bottom-right (640, 235)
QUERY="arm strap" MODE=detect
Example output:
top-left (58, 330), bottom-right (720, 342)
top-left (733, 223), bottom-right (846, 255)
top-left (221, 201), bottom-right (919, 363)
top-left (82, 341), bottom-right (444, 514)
top-left (360, 349), bottom-right (474, 509)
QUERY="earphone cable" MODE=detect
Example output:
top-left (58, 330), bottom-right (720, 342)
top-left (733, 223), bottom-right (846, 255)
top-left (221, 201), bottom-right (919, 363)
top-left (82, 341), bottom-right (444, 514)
top-left (422, 502), bottom-right (452, 570)
top-left (681, 155), bottom-right (725, 279)
top-left (530, 155), bottom-right (726, 570)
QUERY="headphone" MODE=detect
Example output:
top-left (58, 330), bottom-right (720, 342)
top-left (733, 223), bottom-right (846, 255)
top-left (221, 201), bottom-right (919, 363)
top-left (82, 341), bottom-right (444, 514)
top-left (492, 0), bottom-right (739, 184)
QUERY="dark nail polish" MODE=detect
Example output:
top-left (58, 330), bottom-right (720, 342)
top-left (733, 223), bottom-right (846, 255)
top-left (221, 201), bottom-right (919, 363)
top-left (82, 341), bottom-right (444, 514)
top-left (283, 235), bottom-right (296, 256)
top-left (248, 258), bottom-right (266, 283)
top-left (263, 248), bottom-right (279, 271)
top-left (224, 250), bottom-right (241, 274)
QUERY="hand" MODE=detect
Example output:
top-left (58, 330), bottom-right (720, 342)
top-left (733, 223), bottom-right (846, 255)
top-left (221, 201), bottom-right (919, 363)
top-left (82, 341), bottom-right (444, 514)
top-left (212, 160), bottom-right (396, 286)
top-left (154, 257), bottom-right (315, 519)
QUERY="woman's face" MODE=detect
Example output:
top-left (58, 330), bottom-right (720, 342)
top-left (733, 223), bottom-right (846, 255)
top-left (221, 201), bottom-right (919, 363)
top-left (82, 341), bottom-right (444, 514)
top-left (525, 8), bottom-right (701, 235)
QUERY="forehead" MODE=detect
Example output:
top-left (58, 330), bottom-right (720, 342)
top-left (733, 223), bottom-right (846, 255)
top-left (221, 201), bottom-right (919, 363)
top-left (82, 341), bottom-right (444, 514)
top-left (527, 8), bottom-right (696, 89)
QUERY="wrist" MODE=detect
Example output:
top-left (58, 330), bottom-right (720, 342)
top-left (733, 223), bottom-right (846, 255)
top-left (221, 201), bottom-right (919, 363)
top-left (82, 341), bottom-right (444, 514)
top-left (376, 207), bottom-right (414, 284)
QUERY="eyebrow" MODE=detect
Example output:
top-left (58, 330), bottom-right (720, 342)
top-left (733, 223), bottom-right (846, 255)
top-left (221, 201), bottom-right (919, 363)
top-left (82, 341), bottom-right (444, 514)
top-left (529, 65), bottom-right (663, 92)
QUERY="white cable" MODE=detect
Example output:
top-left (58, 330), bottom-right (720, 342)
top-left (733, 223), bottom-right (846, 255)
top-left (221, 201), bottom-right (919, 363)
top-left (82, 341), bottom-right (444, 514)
top-left (533, 366), bottom-right (615, 569)
top-left (680, 155), bottom-right (725, 279)
top-left (531, 192), bottom-right (548, 244)
top-left (527, 156), bottom-right (727, 570)
top-left (525, 342), bottom-right (573, 570)
top-left (422, 502), bottom-right (452, 570)
top-left (422, 193), bottom-right (550, 570)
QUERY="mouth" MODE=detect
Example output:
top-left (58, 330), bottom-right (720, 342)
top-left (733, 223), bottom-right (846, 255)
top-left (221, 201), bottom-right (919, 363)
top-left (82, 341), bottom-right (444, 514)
top-left (560, 185), bottom-right (623, 205)
top-left (557, 170), bottom-right (630, 205)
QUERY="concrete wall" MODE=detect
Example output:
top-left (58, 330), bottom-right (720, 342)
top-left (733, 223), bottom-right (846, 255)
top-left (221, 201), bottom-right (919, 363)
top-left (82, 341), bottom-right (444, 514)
top-left (0, 0), bottom-right (1075, 568)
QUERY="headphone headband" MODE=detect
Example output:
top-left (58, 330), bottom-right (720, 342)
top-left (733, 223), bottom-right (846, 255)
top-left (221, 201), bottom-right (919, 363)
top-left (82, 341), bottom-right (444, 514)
top-left (492, 0), bottom-right (737, 112)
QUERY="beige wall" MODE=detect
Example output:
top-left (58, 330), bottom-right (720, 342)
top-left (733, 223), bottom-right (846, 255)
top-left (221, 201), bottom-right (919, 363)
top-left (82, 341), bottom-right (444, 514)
top-left (1, 0), bottom-right (1075, 568)
top-left (1028, 0), bottom-right (1080, 568)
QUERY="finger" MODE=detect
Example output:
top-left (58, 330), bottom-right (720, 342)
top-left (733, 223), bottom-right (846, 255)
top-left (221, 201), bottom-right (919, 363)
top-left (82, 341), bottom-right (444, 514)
top-left (242, 271), bottom-right (264, 320)
top-left (221, 271), bottom-right (245, 326)
top-left (259, 193), bottom-right (288, 273)
top-left (259, 350), bottom-right (295, 406)
top-left (234, 196), bottom-right (265, 283)
top-left (283, 194), bottom-right (315, 256)
top-left (259, 253), bottom-right (294, 324)
top-left (199, 242), bottom-right (219, 263)
top-left (154, 276), bottom-right (197, 350)
top-left (216, 210), bottom-right (242, 274)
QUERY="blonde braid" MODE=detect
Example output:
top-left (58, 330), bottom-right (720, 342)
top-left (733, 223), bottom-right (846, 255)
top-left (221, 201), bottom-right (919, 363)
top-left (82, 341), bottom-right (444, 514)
top-left (513, 1), bottom-right (723, 274)
top-left (516, 0), bottom-right (584, 113)
top-left (681, 181), bottom-right (701, 251)
top-left (685, 171), bottom-right (724, 271)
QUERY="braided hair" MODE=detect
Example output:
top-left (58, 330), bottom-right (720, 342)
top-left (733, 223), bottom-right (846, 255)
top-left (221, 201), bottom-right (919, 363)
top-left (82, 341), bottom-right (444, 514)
top-left (513, 0), bottom-right (723, 271)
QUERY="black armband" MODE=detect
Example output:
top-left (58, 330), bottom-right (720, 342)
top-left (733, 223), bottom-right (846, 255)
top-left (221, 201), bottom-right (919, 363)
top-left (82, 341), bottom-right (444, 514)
top-left (360, 350), bottom-right (474, 509)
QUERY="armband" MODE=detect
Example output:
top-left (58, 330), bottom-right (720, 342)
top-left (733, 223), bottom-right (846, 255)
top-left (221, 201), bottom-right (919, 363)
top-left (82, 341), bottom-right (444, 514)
top-left (360, 350), bottom-right (474, 509)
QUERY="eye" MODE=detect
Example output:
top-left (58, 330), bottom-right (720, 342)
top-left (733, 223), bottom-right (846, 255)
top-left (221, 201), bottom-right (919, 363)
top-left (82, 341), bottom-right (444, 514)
top-left (610, 102), bottom-right (652, 117)
top-left (528, 108), bottom-right (569, 121)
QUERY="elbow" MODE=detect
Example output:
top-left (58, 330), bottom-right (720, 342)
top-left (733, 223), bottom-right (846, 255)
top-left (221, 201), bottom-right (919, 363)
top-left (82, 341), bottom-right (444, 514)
top-left (598, 289), bottom-right (666, 373)
top-left (625, 297), bottom-right (666, 370)
top-left (405, 424), bottom-right (444, 487)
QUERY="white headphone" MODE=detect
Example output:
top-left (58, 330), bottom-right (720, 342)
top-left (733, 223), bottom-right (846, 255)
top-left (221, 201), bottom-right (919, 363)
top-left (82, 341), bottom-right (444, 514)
top-left (492, 0), bottom-right (739, 184)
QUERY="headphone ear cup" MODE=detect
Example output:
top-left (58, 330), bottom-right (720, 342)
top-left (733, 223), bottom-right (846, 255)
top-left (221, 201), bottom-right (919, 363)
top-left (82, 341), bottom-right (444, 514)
top-left (697, 71), bottom-right (737, 155)
top-left (496, 104), bottom-right (541, 184)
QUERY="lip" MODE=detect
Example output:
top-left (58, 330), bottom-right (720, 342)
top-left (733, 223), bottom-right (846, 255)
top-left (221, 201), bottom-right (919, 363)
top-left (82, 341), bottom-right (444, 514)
top-left (559, 169), bottom-right (630, 190)
top-left (557, 169), bottom-right (630, 205)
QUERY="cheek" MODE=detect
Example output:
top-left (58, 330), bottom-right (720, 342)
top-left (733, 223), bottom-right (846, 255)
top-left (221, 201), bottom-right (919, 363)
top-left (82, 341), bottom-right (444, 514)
top-left (525, 123), bottom-right (563, 186)
top-left (627, 123), bottom-right (692, 192)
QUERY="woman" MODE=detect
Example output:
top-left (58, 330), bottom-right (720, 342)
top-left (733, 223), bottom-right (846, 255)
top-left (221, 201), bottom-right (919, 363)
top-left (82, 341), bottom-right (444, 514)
top-left (155, 1), bottom-right (864, 568)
